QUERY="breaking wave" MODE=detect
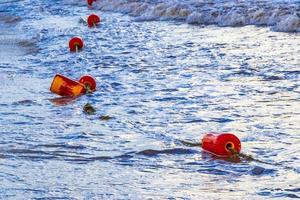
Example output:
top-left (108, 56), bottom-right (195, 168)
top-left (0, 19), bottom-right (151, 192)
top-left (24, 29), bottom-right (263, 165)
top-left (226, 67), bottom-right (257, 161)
top-left (92, 0), bottom-right (300, 32)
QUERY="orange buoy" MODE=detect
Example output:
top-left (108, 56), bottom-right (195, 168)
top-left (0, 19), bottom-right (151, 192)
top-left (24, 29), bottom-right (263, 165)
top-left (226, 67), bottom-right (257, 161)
top-left (50, 74), bottom-right (94, 97)
top-left (87, 14), bottom-right (100, 27)
top-left (201, 133), bottom-right (241, 157)
top-left (69, 37), bottom-right (84, 52)
top-left (79, 75), bottom-right (97, 91)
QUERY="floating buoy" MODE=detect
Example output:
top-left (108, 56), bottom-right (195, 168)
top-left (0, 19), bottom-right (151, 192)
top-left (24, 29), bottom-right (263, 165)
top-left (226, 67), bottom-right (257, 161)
top-left (87, 14), bottom-right (100, 27)
top-left (50, 74), bottom-right (96, 97)
top-left (79, 75), bottom-right (96, 92)
top-left (201, 133), bottom-right (241, 157)
top-left (69, 37), bottom-right (84, 52)
top-left (87, 0), bottom-right (95, 6)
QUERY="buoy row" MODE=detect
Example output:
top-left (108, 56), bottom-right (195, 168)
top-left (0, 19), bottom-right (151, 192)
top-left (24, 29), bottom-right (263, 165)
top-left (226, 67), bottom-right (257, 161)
top-left (50, 2), bottom-right (100, 97)
top-left (69, 14), bottom-right (100, 52)
top-left (48, 1), bottom-right (243, 159)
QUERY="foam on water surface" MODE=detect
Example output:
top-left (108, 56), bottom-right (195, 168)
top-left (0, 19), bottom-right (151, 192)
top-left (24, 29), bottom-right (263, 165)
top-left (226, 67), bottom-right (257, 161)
top-left (92, 0), bottom-right (300, 32)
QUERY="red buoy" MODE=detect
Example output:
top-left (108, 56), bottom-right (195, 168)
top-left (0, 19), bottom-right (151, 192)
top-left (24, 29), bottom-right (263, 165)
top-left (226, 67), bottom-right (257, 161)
top-left (201, 133), bottom-right (241, 157)
top-left (79, 75), bottom-right (97, 91)
top-left (69, 37), bottom-right (84, 52)
top-left (50, 74), bottom-right (96, 97)
top-left (87, 0), bottom-right (94, 6)
top-left (87, 14), bottom-right (100, 27)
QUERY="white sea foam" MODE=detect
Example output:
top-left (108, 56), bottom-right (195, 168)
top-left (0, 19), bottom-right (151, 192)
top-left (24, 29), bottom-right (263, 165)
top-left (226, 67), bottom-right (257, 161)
top-left (90, 0), bottom-right (300, 32)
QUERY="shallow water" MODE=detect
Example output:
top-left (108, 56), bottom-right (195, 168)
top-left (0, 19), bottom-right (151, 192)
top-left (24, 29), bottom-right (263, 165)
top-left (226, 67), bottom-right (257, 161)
top-left (0, 0), bottom-right (299, 199)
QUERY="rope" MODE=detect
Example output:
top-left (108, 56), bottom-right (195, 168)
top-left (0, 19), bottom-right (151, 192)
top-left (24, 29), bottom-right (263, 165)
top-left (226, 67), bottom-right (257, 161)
top-left (178, 139), bottom-right (297, 172)
top-left (85, 84), bottom-right (93, 94)
top-left (179, 139), bottom-right (265, 163)
top-left (178, 140), bottom-right (201, 147)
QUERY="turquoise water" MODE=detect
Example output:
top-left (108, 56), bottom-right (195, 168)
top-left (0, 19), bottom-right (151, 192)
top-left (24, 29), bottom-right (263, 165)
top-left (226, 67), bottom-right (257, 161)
top-left (0, 0), bottom-right (299, 199)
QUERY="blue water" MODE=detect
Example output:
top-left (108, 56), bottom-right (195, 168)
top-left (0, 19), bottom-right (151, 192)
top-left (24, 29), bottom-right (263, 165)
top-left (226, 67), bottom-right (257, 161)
top-left (0, 0), bottom-right (299, 199)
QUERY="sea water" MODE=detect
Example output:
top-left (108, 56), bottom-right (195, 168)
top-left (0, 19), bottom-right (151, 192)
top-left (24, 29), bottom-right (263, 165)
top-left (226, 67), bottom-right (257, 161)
top-left (0, 0), bottom-right (299, 199)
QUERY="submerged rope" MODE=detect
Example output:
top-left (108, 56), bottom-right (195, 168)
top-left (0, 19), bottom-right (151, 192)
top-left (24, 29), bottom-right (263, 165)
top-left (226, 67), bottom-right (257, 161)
top-left (178, 139), bottom-right (296, 171)
top-left (178, 140), bottom-right (201, 147)
top-left (179, 139), bottom-right (264, 163)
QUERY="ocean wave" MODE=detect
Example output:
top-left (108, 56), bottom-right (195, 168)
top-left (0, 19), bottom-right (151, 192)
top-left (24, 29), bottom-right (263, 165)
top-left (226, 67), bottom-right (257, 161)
top-left (92, 0), bottom-right (300, 32)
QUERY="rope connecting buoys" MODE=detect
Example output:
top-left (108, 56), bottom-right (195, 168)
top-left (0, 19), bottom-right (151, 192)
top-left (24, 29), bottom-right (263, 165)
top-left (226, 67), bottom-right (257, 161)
top-left (69, 37), bottom-right (84, 52)
top-left (201, 133), bottom-right (241, 157)
top-left (50, 74), bottom-right (96, 97)
top-left (87, 14), bottom-right (100, 27)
